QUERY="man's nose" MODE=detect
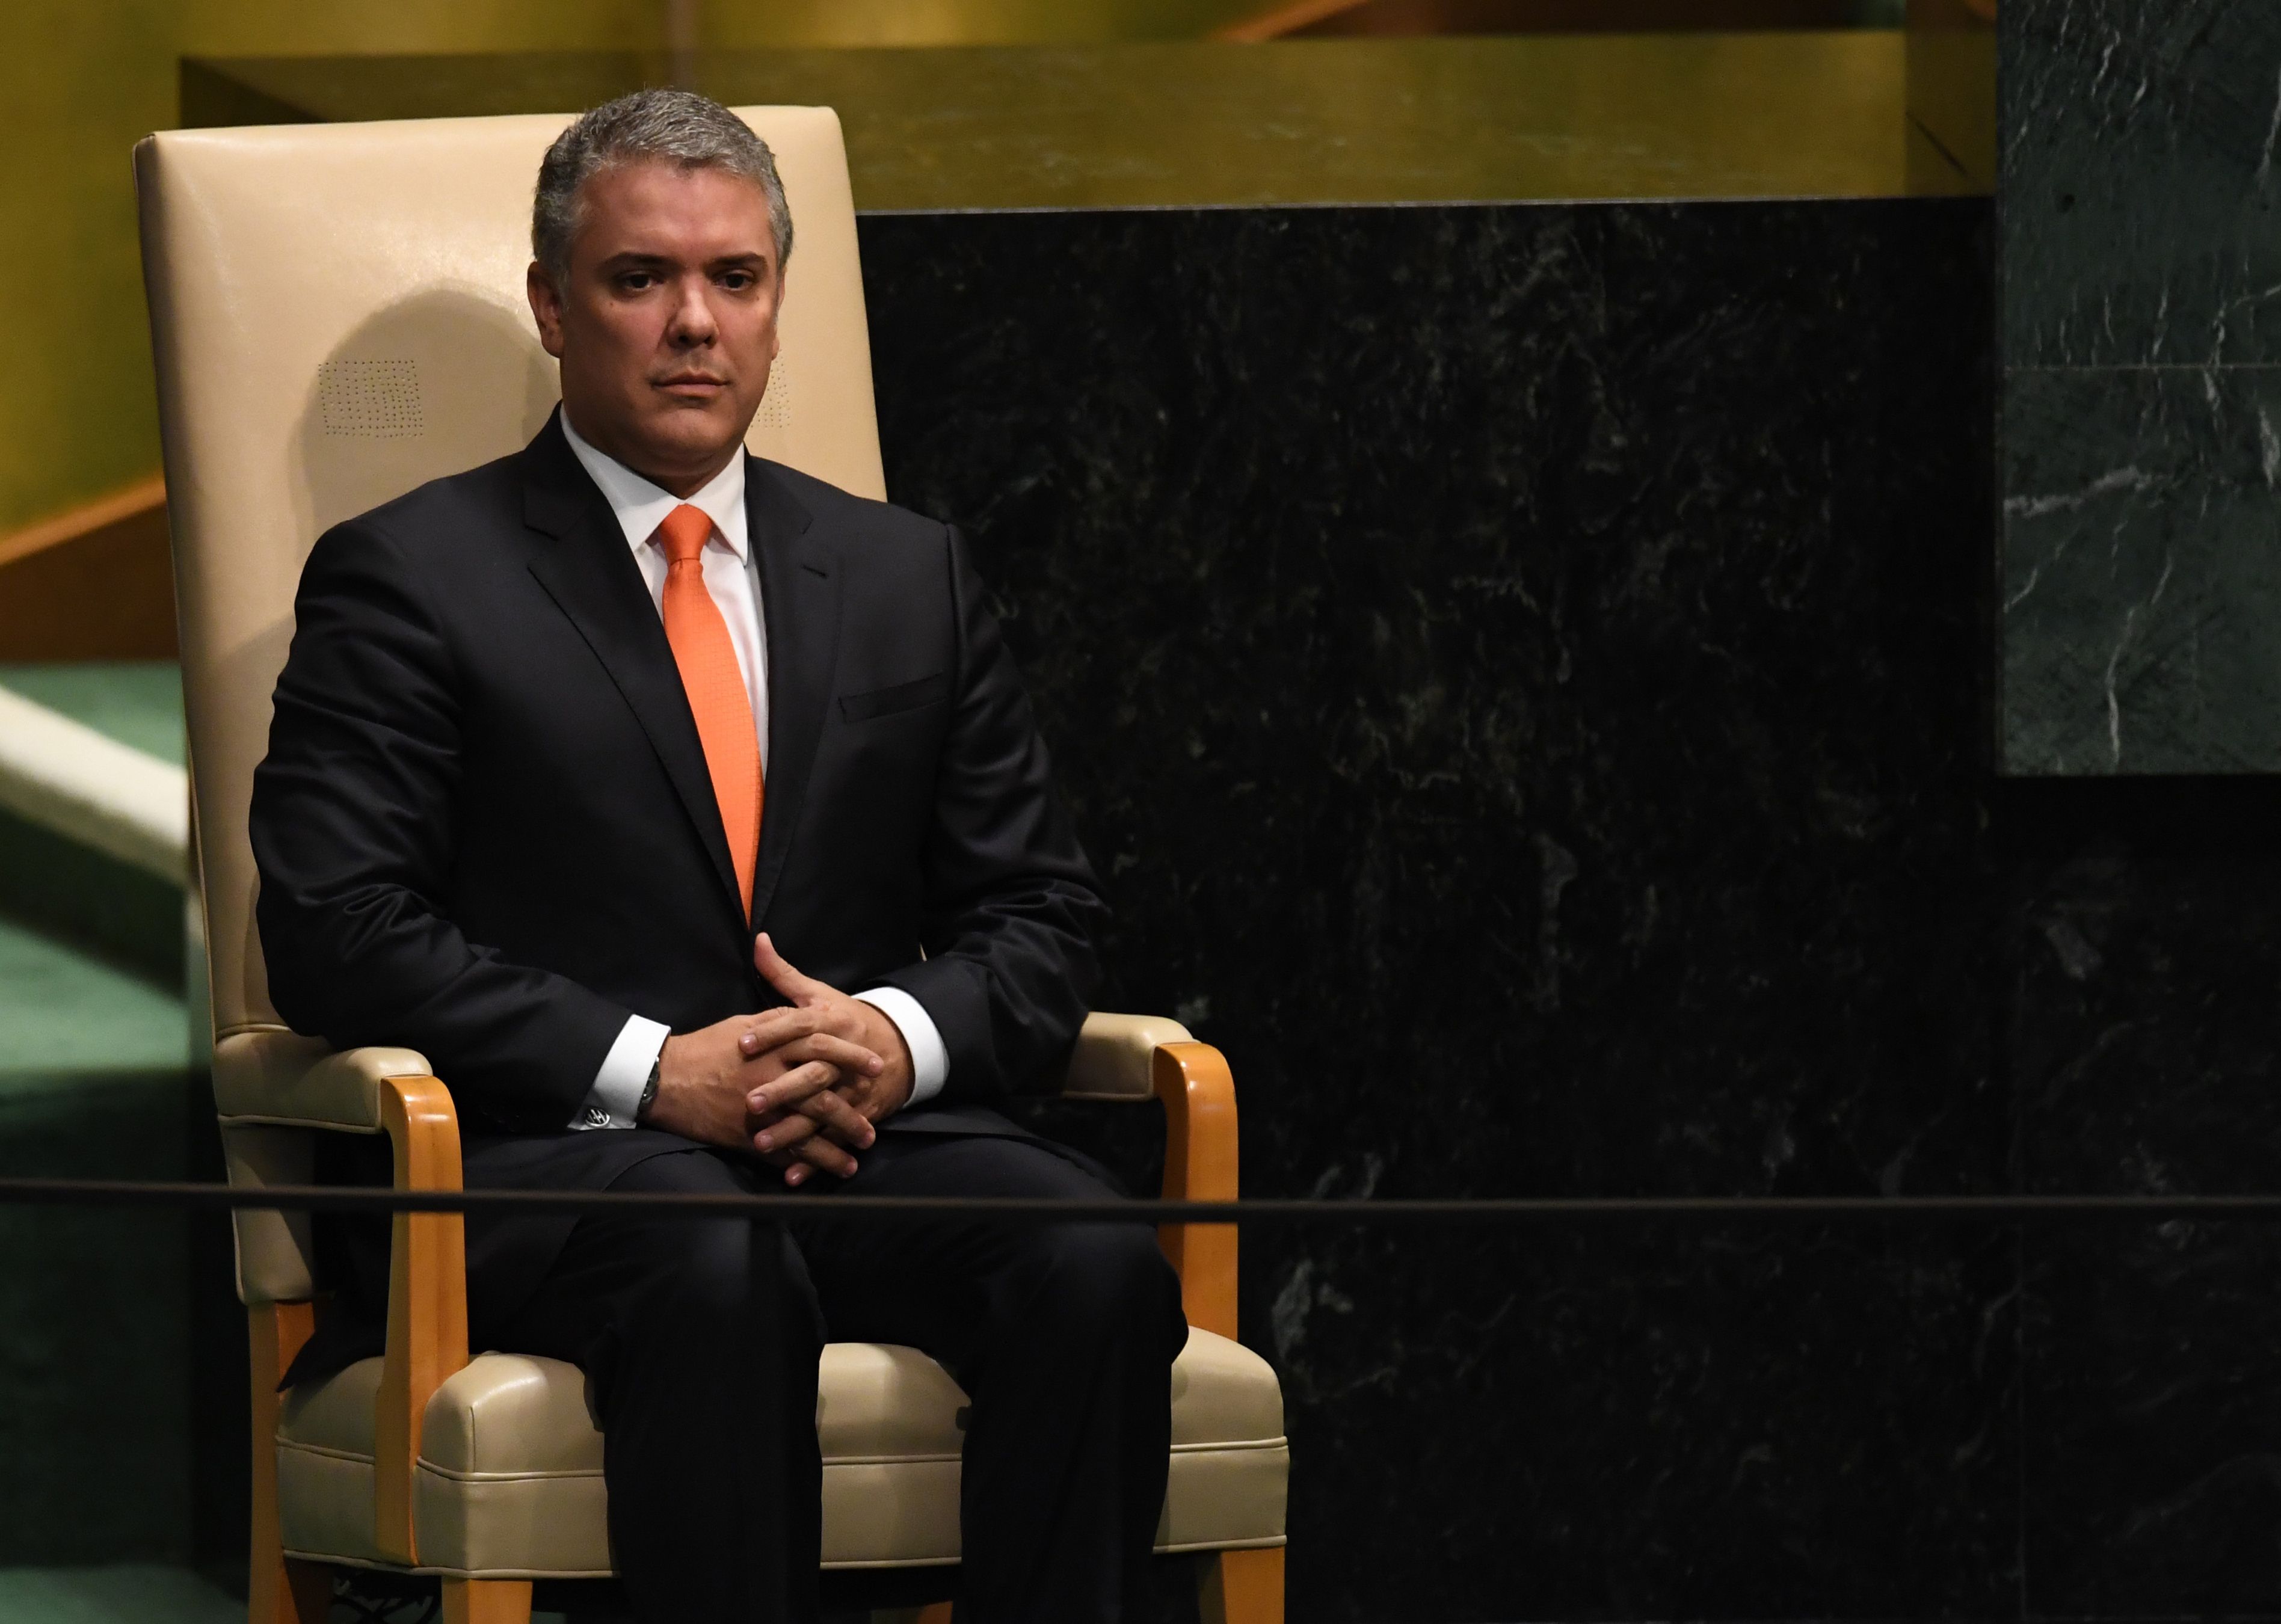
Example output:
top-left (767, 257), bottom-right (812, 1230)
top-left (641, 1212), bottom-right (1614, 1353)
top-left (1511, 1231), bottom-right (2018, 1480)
top-left (666, 278), bottom-right (718, 344)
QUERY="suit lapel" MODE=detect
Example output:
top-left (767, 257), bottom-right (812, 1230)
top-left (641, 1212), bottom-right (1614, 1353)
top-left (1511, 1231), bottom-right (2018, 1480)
top-left (520, 417), bottom-right (745, 918)
top-left (748, 456), bottom-right (838, 930)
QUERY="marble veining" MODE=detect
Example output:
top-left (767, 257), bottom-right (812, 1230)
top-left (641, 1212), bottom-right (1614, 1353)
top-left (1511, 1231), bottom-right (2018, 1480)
top-left (1996, 776), bottom-right (2281, 1613)
top-left (2002, 0), bottom-right (2281, 773)
top-left (873, 176), bottom-right (2281, 1617)
top-left (2005, 1), bottom-right (2281, 371)
top-left (2002, 364), bottom-right (2281, 772)
top-left (1997, 9), bottom-right (2281, 1587)
top-left (861, 199), bottom-right (2011, 1619)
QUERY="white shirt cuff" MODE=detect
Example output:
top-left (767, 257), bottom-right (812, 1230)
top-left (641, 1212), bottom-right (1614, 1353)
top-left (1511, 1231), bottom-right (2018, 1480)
top-left (571, 1014), bottom-right (670, 1130)
top-left (854, 986), bottom-right (949, 1107)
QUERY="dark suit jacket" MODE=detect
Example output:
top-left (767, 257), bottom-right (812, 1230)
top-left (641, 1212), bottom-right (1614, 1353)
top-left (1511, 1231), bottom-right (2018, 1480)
top-left (251, 413), bottom-right (1106, 1361)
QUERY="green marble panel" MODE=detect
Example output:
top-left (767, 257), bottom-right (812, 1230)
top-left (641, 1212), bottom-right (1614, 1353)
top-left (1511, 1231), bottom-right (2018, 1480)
top-left (2004, 363), bottom-right (2281, 774)
top-left (2001, 0), bottom-right (2281, 773)
top-left (2004, 1), bottom-right (2281, 371)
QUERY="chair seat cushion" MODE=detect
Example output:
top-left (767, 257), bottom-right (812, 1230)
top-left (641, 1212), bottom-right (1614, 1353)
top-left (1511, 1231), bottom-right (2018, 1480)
top-left (276, 1329), bottom-right (1286, 1576)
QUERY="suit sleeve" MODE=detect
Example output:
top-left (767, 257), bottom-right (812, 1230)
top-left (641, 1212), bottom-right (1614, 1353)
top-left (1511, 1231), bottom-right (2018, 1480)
top-left (871, 526), bottom-right (1109, 1103)
top-left (251, 518), bottom-right (632, 1130)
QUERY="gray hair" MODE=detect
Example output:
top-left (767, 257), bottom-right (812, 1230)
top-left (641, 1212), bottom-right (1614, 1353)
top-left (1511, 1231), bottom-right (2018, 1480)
top-left (532, 89), bottom-right (794, 287)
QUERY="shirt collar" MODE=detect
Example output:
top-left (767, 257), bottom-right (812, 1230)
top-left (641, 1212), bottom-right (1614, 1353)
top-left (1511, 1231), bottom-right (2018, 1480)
top-left (560, 408), bottom-right (749, 564)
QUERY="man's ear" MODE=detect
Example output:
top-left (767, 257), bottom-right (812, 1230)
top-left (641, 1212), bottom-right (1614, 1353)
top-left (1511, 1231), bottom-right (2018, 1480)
top-left (527, 261), bottom-right (567, 359)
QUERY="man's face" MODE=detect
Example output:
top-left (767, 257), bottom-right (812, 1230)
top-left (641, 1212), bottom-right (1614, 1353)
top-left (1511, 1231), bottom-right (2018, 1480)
top-left (528, 159), bottom-right (782, 494)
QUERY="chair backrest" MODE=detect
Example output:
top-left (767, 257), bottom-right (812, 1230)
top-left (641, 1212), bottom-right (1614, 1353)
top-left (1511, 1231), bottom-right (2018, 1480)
top-left (138, 108), bottom-right (884, 1051)
top-left (140, 109), bottom-right (883, 1304)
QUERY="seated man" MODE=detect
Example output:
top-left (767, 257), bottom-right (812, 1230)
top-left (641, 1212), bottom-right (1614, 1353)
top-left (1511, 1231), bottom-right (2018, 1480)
top-left (250, 88), bottom-right (1186, 1623)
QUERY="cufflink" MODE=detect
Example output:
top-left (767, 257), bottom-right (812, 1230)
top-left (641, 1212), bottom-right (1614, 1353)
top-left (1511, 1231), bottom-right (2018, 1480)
top-left (583, 1105), bottom-right (610, 1128)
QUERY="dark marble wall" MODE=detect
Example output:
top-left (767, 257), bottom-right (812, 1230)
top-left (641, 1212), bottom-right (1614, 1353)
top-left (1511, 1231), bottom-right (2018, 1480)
top-left (2002, 1), bottom-right (2281, 772)
top-left (1995, 15), bottom-right (2281, 1595)
top-left (860, 200), bottom-right (2027, 1620)
top-left (2003, 776), bottom-right (2281, 1616)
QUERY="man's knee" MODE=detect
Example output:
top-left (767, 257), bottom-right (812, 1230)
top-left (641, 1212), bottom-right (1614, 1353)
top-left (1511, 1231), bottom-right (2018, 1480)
top-left (1024, 1220), bottom-right (1183, 1336)
top-left (609, 1154), bottom-right (823, 1344)
top-left (630, 1215), bottom-right (823, 1352)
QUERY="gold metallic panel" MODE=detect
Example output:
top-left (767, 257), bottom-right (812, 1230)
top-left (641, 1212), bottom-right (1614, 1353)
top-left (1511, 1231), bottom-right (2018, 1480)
top-left (1906, 0), bottom-right (1995, 191)
top-left (186, 32), bottom-right (1984, 210)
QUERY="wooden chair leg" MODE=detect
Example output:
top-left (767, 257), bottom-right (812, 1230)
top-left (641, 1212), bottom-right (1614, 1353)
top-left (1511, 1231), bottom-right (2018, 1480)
top-left (442, 1577), bottom-right (534, 1623)
top-left (249, 1555), bottom-right (329, 1624)
top-left (248, 1303), bottom-right (328, 1624)
top-left (1199, 1545), bottom-right (1284, 1624)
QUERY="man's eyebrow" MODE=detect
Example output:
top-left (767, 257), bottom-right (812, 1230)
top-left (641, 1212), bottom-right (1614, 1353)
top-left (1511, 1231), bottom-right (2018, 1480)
top-left (596, 250), bottom-right (771, 269)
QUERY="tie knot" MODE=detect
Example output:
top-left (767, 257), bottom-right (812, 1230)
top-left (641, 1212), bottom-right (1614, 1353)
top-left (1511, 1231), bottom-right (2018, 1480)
top-left (657, 503), bottom-right (713, 566)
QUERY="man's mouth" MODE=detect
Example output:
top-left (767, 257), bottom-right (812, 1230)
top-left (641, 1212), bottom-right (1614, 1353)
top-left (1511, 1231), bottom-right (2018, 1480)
top-left (656, 374), bottom-right (729, 396)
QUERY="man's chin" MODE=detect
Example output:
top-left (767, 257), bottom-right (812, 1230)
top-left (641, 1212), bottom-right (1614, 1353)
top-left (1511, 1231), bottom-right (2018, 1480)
top-left (631, 407), bottom-right (751, 469)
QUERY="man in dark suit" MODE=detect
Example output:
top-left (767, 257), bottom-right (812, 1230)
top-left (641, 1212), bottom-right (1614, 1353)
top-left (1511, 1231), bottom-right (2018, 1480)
top-left (250, 88), bottom-right (1187, 1623)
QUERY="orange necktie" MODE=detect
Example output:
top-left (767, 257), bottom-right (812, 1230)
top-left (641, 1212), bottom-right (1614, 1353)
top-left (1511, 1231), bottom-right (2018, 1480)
top-left (657, 503), bottom-right (762, 918)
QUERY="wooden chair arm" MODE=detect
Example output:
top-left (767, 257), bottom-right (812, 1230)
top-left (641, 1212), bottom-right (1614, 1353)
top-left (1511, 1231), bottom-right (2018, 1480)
top-left (1153, 1041), bottom-right (1240, 1341)
top-left (212, 1029), bottom-right (436, 1132)
top-left (1064, 1011), bottom-right (1196, 1100)
top-left (374, 1074), bottom-right (470, 1566)
top-left (353, 1044), bottom-right (1235, 1569)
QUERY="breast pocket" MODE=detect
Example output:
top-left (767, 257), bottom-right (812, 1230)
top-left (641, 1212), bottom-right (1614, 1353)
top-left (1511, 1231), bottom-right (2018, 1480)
top-left (838, 672), bottom-right (950, 722)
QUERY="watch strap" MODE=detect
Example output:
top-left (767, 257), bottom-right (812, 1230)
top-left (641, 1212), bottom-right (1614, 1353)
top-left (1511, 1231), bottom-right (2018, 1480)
top-left (636, 1052), bottom-right (662, 1122)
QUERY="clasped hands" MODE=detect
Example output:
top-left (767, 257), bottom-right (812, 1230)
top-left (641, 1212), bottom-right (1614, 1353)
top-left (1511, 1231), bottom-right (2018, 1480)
top-left (642, 933), bottom-right (915, 1186)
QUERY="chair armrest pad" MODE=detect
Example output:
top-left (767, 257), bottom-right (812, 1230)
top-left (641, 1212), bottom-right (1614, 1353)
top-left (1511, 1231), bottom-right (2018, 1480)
top-left (1062, 1012), bottom-right (1196, 1100)
top-left (213, 1027), bottom-right (435, 1131)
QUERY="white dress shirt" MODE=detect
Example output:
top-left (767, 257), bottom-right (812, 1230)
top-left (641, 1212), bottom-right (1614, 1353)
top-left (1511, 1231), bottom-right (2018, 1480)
top-left (560, 412), bottom-right (949, 1129)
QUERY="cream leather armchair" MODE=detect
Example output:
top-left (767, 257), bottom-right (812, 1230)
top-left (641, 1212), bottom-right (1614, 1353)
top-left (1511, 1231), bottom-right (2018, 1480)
top-left (137, 110), bottom-right (1287, 1624)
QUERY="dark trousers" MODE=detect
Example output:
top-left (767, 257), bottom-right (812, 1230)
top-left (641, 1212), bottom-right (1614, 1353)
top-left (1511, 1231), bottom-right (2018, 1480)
top-left (496, 1132), bottom-right (1190, 1623)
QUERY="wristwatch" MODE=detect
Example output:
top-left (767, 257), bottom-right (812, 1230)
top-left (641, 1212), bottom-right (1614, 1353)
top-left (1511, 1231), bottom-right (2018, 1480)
top-left (636, 1053), bottom-right (661, 1123)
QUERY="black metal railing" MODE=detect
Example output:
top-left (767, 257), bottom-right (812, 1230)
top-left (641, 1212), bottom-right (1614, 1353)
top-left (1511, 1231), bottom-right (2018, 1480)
top-left (1, 1178), bottom-right (2276, 1225)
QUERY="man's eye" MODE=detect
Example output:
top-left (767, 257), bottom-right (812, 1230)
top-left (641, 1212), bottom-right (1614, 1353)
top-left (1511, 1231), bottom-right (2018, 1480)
top-left (720, 272), bottom-right (754, 291)
top-left (618, 273), bottom-right (657, 292)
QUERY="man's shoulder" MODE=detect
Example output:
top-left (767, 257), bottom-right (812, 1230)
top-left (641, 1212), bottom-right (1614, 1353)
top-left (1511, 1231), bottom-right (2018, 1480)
top-left (321, 446), bottom-right (528, 561)
top-left (751, 457), bottom-right (950, 556)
